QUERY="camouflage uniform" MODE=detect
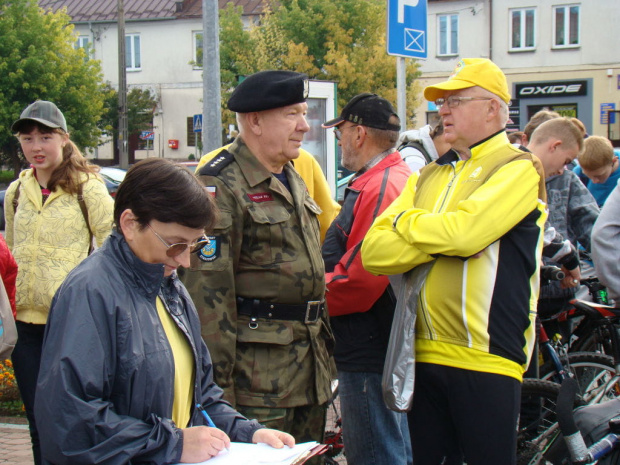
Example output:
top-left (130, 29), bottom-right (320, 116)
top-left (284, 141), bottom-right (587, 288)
top-left (181, 137), bottom-right (335, 442)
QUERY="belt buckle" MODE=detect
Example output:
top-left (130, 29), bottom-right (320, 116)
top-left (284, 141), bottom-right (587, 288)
top-left (305, 301), bottom-right (322, 324)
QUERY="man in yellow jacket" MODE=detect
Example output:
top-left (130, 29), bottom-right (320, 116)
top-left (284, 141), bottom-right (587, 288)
top-left (361, 58), bottom-right (547, 465)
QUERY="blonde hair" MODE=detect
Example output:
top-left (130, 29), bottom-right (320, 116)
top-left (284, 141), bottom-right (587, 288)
top-left (579, 136), bottom-right (615, 170)
top-left (530, 117), bottom-right (584, 154)
top-left (524, 110), bottom-right (561, 141)
top-left (570, 117), bottom-right (587, 138)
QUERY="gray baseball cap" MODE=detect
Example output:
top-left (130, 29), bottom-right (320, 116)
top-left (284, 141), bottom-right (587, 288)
top-left (11, 100), bottom-right (68, 133)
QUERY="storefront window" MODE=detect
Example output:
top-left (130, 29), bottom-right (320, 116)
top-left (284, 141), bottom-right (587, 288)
top-left (527, 104), bottom-right (577, 120)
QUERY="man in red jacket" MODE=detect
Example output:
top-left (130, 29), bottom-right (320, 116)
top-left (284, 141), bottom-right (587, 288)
top-left (321, 93), bottom-right (412, 465)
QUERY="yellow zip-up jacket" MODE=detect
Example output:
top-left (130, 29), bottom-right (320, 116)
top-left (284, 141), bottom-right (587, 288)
top-left (362, 132), bottom-right (547, 381)
top-left (4, 169), bottom-right (114, 324)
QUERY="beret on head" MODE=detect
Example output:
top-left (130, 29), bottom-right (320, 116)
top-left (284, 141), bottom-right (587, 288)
top-left (227, 70), bottom-right (309, 113)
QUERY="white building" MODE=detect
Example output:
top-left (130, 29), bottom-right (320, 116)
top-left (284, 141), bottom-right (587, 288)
top-left (417, 0), bottom-right (620, 144)
top-left (47, 0), bottom-right (264, 163)
top-left (48, 0), bottom-right (620, 164)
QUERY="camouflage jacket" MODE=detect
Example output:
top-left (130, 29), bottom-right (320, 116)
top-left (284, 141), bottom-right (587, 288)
top-left (181, 138), bottom-right (335, 409)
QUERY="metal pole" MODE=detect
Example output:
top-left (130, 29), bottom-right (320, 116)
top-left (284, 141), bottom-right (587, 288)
top-left (396, 57), bottom-right (407, 129)
top-left (202, 0), bottom-right (223, 153)
top-left (117, 0), bottom-right (129, 168)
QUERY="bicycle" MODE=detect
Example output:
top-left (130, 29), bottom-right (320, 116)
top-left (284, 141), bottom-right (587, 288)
top-left (544, 377), bottom-right (620, 464)
top-left (518, 378), bottom-right (587, 464)
top-left (534, 271), bottom-right (620, 404)
top-left (323, 380), bottom-right (345, 464)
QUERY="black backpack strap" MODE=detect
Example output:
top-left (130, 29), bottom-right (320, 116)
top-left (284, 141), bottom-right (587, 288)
top-left (77, 183), bottom-right (94, 255)
top-left (399, 140), bottom-right (433, 164)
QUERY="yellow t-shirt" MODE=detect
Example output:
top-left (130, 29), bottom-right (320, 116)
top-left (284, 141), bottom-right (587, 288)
top-left (156, 297), bottom-right (195, 427)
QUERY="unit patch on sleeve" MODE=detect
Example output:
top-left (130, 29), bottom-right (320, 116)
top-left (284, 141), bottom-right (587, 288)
top-left (195, 235), bottom-right (220, 262)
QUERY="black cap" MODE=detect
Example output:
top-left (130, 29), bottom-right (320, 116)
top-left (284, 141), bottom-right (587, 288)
top-left (322, 93), bottom-right (400, 131)
top-left (227, 70), bottom-right (309, 113)
top-left (12, 100), bottom-right (68, 133)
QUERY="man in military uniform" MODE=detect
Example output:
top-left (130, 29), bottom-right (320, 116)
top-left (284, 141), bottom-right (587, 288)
top-left (180, 70), bottom-right (334, 445)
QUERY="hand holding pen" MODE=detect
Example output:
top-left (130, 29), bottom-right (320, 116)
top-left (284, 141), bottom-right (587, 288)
top-left (179, 403), bottom-right (231, 463)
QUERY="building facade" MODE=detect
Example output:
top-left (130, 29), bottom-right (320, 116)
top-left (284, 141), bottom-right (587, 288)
top-left (417, 0), bottom-right (620, 144)
top-left (45, 0), bottom-right (263, 162)
top-left (47, 0), bottom-right (620, 161)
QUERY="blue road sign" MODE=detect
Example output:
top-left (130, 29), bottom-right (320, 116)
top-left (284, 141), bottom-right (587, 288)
top-left (140, 131), bottom-right (154, 140)
top-left (387, 0), bottom-right (427, 59)
top-left (193, 114), bottom-right (203, 133)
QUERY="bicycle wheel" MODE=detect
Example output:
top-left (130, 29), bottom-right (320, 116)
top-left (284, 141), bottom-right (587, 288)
top-left (517, 379), bottom-right (586, 465)
top-left (540, 351), bottom-right (620, 404)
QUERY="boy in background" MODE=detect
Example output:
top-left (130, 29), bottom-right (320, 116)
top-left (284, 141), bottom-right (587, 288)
top-left (573, 135), bottom-right (620, 206)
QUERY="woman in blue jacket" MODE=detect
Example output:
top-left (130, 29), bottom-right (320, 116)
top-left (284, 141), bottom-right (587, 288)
top-left (34, 158), bottom-right (294, 464)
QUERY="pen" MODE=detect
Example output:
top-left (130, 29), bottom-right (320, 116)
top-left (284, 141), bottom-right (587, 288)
top-left (196, 403), bottom-right (217, 428)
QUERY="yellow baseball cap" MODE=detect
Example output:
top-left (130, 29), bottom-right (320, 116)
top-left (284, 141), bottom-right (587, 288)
top-left (424, 58), bottom-right (511, 104)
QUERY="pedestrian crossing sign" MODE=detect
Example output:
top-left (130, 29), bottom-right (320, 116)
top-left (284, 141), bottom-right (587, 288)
top-left (193, 114), bottom-right (203, 133)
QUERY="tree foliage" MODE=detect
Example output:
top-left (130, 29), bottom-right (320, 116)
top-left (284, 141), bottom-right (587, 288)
top-left (0, 0), bottom-right (106, 172)
top-left (99, 84), bottom-right (159, 145)
top-left (219, 0), bottom-right (422, 128)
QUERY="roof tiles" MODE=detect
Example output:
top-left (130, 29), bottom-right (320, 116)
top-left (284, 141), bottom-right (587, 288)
top-left (38, 0), bottom-right (263, 22)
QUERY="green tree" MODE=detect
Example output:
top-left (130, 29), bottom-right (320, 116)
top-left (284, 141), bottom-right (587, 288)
top-left (0, 0), bottom-right (106, 174)
top-left (219, 0), bottom-right (421, 127)
top-left (99, 84), bottom-right (159, 148)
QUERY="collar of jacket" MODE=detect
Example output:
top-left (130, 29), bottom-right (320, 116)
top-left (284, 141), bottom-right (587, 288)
top-left (106, 229), bottom-right (165, 299)
top-left (231, 137), bottom-right (296, 188)
top-left (435, 129), bottom-right (509, 166)
top-left (350, 151), bottom-right (405, 188)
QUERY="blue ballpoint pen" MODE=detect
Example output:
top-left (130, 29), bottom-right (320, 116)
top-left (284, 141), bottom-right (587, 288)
top-left (196, 403), bottom-right (217, 428)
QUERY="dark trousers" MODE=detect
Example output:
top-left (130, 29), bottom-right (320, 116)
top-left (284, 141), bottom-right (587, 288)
top-left (11, 321), bottom-right (45, 465)
top-left (408, 362), bottom-right (521, 465)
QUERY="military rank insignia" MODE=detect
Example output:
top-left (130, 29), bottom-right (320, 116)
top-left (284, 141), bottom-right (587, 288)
top-left (196, 235), bottom-right (219, 262)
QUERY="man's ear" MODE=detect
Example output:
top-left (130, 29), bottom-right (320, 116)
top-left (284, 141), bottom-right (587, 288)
top-left (354, 125), bottom-right (366, 148)
top-left (244, 112), bottom-right (262, 136)
top-left (521, 133), bottom-right (529, 146)
top-left (550, 139), bottom-right (563, 152)
top-left (487, 99), bottom-right (501, 121)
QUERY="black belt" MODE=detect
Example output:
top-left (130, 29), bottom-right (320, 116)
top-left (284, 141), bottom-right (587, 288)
top-left (237, 297), bottom-right (324, 326)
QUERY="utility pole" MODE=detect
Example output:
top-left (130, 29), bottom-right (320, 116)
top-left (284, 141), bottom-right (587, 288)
top-left (118, 0), bottom-right (129, 168)
top-left (202, 0), bottom-right (223, 153)
top-left (396, 57), bottom-right (407, 128)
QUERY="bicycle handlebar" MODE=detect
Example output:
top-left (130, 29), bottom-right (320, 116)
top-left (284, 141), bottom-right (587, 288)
top-left (541, 265), bottom-right (565, 282)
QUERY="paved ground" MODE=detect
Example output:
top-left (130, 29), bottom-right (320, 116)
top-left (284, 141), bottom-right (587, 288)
top-left (0, 421), bottom-right (33, 465)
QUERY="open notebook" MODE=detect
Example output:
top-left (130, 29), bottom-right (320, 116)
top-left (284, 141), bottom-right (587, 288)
top-left (178, 441), bottom-right (328, 465)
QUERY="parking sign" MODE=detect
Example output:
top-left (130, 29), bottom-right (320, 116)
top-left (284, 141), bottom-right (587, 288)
top-left (387, 0), bottom-right (427, 59)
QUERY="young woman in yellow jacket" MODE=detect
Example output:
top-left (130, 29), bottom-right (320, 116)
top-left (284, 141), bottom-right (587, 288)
top-left (4, 100), bottom-right (114, 465)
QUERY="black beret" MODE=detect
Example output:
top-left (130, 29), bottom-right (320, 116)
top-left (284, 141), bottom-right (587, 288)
top-left (227, 70), bottom-right (309, 113)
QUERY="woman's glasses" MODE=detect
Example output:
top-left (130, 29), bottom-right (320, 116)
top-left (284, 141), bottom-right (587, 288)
top-left (147, 224), bottom-right (210, 257)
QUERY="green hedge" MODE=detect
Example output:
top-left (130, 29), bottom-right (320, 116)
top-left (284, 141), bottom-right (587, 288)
top-left (0, 171), bottom-right (15, 184)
